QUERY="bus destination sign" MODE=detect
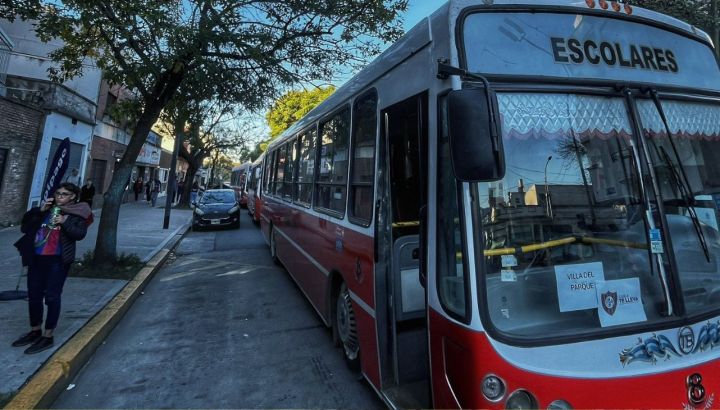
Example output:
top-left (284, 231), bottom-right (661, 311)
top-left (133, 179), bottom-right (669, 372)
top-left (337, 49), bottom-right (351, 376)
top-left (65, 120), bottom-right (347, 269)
top-left (550, 37), bottom-right (678, 73)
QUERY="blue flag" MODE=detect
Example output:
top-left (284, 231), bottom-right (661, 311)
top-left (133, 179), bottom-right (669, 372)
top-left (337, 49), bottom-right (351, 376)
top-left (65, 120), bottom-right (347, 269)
top-left (41, 137), bottom-right (71, 201)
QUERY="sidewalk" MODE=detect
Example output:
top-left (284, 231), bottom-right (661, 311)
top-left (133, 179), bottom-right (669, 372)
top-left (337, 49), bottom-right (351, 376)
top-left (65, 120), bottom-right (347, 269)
top-left (0, 197), bottom-right (192, 401)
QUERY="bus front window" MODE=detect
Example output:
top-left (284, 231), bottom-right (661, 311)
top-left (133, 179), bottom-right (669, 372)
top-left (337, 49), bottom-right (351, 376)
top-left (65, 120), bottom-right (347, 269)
top-left (638, 98), bottom-right (720, 315)
top-left (477, 93), bottom-right (669, 340)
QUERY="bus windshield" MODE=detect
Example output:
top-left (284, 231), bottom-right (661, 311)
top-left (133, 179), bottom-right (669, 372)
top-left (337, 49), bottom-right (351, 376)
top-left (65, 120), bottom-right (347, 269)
top-left (475, 92), bottom-right (720, 341)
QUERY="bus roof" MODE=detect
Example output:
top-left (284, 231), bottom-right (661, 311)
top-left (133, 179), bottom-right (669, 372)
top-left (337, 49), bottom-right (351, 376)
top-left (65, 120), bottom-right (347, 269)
top-left (268, 0), bottom-right (714, 150)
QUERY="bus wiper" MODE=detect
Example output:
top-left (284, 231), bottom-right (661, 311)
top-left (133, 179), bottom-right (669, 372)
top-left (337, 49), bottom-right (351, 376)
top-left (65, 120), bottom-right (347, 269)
top-left (648, 90), bottom-right (710, 263)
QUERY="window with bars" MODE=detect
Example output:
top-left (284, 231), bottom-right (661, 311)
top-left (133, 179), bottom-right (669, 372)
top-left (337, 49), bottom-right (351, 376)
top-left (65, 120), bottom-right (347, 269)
top-left (315, 107), bottom-right (350, 215)
top-left (349, 90), bottom-right (377, 226)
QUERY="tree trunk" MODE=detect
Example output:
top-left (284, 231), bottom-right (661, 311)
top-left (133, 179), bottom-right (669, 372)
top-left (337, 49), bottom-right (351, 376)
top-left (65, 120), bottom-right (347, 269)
top-left (93, 108), bottom-right (160, 264)
top-left (93, 68), bottom-right (186, 264)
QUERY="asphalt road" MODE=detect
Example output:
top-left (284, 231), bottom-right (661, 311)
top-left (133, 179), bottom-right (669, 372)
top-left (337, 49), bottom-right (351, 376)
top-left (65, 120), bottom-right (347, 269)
top-left (52, 211), bottom-right (383, 409)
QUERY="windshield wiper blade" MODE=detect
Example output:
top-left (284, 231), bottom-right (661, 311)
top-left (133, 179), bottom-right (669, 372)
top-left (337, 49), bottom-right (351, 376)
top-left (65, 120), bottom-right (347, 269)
top-left (648, 90), bottom-right (710, 263)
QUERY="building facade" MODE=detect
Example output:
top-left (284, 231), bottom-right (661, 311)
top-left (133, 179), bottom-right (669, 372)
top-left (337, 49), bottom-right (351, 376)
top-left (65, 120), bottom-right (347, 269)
top-left (0, 19), bottom-right (101, 210)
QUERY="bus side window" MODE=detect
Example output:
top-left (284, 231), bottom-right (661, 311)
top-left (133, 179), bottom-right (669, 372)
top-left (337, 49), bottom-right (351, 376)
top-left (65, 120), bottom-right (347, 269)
top-left (349, 90), bottom-right (377, 226)
top-left (274, 146), bottom-right (286, 197)
top-left (315, 107), bottom-right (350, 215)
top-left (283, 139), bottom-right (296, 201)
top-left (295, 128), bottom-right (316, 207)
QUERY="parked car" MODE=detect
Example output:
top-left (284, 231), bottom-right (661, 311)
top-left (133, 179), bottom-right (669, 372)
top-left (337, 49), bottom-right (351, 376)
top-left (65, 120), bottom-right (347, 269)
top-left (192, 189), bottom-right (240, 230)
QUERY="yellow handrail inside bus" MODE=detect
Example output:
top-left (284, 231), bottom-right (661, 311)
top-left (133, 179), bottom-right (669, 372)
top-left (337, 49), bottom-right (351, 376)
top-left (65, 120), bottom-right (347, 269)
top-left (392, 221), bottom-right (420, 228)
top-left (482, 235), bottom-right (648, 257)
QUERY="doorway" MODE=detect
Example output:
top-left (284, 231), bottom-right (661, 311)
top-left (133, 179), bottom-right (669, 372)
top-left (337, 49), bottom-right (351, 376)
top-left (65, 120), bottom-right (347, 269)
top-left (378, 91), bottom-right (429, 408)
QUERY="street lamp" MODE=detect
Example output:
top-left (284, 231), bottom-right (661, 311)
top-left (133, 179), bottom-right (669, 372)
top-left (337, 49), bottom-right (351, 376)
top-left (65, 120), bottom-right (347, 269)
top-left (544, 155), bottom-right (552, 218)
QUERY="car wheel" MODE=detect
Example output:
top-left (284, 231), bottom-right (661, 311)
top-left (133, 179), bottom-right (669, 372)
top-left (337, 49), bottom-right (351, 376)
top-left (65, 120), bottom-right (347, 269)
top-left (335, 282), bottom-right (360, 370)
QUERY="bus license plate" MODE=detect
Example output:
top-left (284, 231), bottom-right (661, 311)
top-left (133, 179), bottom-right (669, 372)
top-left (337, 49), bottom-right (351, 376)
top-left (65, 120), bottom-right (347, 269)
top-left (211, 219), bottom-right (221, 225)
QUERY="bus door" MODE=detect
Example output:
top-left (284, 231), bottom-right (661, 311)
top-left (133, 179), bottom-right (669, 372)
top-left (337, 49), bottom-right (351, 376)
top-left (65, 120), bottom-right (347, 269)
top-left (377, 92), bottom-right (429, 407)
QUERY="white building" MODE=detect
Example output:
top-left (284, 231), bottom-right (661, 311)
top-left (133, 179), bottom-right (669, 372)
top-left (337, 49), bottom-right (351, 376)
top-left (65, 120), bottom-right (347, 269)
top-left (0, 19), bottom-right (101, 207)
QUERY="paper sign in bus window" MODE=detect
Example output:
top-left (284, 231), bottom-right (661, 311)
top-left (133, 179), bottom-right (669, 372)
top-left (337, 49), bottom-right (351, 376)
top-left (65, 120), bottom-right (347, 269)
top-left (596, 278), bottom-right (647, 327)
top-left (555, 262), bottom-right (605, 312)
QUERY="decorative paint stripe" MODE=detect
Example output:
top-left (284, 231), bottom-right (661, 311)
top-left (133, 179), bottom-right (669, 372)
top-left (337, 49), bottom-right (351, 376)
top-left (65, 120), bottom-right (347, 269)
top-left (262, 194), bottom-right (374, 236)
top-left (274, 226), bottom-right (329, 276)
top-left (349, 289), bottom-right (376, 319)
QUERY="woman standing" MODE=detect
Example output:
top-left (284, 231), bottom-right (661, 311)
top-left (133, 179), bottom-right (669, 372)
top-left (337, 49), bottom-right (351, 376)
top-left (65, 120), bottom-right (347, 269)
top-left (11, 183), bottom-right (93, 354)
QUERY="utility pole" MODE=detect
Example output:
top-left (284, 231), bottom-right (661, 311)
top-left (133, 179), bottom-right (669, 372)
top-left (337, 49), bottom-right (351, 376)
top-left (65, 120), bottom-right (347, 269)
top-left (163, 129), bottom-right (183, 229)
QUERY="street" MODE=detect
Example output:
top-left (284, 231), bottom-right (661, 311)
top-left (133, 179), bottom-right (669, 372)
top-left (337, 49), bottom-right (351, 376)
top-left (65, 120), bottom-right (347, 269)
top-left (51, 211), bottom-right (383, 409)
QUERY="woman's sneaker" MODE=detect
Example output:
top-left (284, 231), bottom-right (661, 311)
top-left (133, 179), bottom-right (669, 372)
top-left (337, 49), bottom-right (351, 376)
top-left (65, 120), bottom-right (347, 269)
top-left (11, 330), bottom-right (42, 347)
top-left (24, 336), bottom-right (54, 354)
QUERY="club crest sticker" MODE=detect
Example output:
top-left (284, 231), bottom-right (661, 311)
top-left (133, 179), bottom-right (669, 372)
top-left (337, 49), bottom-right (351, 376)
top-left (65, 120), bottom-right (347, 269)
top-left (596, 278), bottom-right (646, 327)
top-left (601, 291), bottom-right (617, 316)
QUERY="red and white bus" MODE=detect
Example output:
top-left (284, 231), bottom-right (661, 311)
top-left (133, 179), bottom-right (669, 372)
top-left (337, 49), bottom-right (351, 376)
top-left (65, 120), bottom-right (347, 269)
top-left (246, 154), bottom-right (264, 224)
top-left (230, 161), bottom-right (252, 207)
top-left (259, 0), bottom-right (720, 408)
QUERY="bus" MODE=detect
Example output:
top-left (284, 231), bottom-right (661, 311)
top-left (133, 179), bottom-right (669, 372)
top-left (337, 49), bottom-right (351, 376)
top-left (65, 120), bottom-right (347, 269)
top-left (259, 1), bottom-right (720, 408)
top-left (230, 161), bottom-right (252, 207)
top-left (246, 154), bottom-right (264, 224)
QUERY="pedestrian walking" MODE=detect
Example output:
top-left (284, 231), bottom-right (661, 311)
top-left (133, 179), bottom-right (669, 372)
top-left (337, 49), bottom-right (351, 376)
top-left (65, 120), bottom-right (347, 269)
top-left (11, 182), bottom-right (93, 354)
top-left (145, 178), bottom-right (152, 202)
top-left (79, 180), bottom-right (95, 209)
top-left (150, 177), bottom-right (161, 207)
top-left (191, 180), bottom-right (199, 204)
top-left (133, 177), bottom-right (143, 201)
top-left (176, 179), bottom-right (184, 203)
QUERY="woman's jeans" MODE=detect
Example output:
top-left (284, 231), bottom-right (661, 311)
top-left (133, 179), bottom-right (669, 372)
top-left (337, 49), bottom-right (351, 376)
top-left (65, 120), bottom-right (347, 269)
top-left (27, 255), bottom-right (70, 330)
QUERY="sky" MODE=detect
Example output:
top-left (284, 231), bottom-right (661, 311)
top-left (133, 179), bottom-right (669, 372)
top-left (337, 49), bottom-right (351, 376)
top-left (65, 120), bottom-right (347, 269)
top-left (248, 1), bottom-right (446, 147)
top-left (403, 1), bottom-right (440, 32)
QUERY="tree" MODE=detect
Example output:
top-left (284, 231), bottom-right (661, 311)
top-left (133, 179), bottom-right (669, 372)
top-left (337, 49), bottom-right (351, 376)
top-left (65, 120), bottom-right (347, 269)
top-left (2, 0), bottom-right (407, 263)
top-left (266, 86), bottom-right (336, 140)
top-left (633, 0), bottom-right (719, 56)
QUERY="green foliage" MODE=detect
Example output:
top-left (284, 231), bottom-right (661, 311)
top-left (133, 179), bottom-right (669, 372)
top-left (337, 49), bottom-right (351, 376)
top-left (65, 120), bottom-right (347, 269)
top-left (1, 0), bottom-right (408, 259)
top-left (266, 86), bottom-right (336, 139)
top-left (633, 0), bottom-right (719, 56)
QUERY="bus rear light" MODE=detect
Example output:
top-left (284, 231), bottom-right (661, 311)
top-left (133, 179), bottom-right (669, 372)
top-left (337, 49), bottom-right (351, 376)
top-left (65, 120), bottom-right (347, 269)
top-left (547, 399), bottom-right (574, 409)
top-left (585, 0), bottom-right (595, 8)
top-left (506, 390), bottom-right (537, 409)
top-left (481, 374), bottom-right (506, 402)
top-left (598, 0), bottom-right (608, 9)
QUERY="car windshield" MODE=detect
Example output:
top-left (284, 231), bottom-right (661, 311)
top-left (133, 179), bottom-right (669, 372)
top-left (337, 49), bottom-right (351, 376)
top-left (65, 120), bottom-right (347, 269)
top-left (476, 93), bottom-right (670, 340)
top-left (199, 191), bottom-right (236, 204)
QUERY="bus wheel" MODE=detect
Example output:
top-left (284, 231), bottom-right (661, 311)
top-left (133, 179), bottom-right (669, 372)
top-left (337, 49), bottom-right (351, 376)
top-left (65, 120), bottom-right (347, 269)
top-left (270, 226), bottom-right (280, 265)
top-left (336, 283), bottom-right (360, 370)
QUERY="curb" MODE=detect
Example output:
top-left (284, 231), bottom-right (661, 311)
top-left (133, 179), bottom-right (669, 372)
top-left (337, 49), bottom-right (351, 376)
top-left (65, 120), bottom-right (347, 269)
top-left (4, 221), bottom-right (190, 409)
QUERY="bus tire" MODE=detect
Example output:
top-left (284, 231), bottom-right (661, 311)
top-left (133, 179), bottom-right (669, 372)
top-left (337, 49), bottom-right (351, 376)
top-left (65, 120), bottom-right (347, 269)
top-left (270, 226), bottom-right (281, 265)
top-left (335, 282), bottom-right (360, 371)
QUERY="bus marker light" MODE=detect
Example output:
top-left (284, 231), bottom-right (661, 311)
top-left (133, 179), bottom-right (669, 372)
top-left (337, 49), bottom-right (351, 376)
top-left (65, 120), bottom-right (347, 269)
top-left (585, 0), bottom-right (595, 8)
top-left (599, 0), bottom-right (608, 9)
top-left (611, 1), bottom-right (621, 12)
top-left (547, 399), bottom-right (573, 409)
top-left (481, 375), bottom-right (506, 402)
top-left (506, 390), bottom-right (537, 409)
top-left (624, 3), bottom-right (633, 14)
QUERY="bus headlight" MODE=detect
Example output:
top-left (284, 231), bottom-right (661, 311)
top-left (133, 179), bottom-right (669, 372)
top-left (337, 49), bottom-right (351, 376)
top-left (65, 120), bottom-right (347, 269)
top-left (481, 375), bottom-right (505, 402)
top-left (506, 390), bottom-right (537, 409)
top-left (195, 207), bottom-right (205, 216)
top-left (547, 399), bottom-right (573, 409)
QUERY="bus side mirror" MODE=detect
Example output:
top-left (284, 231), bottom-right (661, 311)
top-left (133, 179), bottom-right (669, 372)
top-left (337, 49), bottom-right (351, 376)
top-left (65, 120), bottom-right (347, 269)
top-left (447, 88), bottom-right (504, 182)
